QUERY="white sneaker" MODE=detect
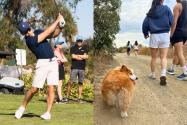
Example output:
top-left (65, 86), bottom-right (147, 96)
top-left (148, 73), bottom-right (156, 79)
top-left (40, 112), bottom-right (51, 120)
top-left (15, 106), bottom-right (25, 119)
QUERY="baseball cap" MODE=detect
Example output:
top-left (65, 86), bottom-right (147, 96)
top-left (54, 33), bottom-right (65, 46)
top-left (55, 40), bottom-right (65, 46)
top-left (76, 35), bottom-right (83, 42)
top-left (18, 22), bottom-right (30, 34)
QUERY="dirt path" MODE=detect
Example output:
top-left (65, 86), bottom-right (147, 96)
top-left (94, 53), bottom-right (187, 125)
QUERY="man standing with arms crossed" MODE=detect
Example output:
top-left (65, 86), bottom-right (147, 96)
top-left (66, 36), bottom-right (88, 103)
top-left (15, 14), bottom-right (65, 120)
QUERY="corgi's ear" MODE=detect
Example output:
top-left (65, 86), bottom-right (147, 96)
top-left (120, 65), bottom-right (128, 72)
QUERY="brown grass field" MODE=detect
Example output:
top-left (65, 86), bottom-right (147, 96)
top-left (139, 46), bottom-right (187, 60)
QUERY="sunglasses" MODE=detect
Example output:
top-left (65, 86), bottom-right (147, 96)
top-left (77, 40), bottom-right (83, 42)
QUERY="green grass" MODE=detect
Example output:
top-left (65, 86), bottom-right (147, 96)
top-left (0, 94), bottom-right (93, 125)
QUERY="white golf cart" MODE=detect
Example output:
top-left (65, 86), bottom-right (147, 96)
top-left (0, 51), bottom-right (24, 94)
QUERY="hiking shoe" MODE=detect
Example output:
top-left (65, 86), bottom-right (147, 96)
top-left (160, 76), bottom-right (167, 86)
top-left (177, 73), bottom-right (187, 81)
top-left (40, 112), bottom-right (51, 120)
top-left (15, 106), bottom-right (25, 119)
top-left (148, 73), bottom-right (156, 79)
top-left (167, 69), bottom-right (175, 75)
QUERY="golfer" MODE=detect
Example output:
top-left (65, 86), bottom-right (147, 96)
top-left (15, 14), bottom-right (65, 120)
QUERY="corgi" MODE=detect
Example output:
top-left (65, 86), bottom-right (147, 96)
top-left (101, 65), bottom-right (138, 118)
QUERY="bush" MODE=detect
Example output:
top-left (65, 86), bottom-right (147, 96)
top-left (21, 73), bottom-right (94, 101)
top-left (139, 47), bottom-right (151, 56)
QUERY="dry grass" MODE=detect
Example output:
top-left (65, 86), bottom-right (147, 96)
top-left (139, 46), bottom-right (187, 60)
top-left (93, 53), bottom-right (113, 76)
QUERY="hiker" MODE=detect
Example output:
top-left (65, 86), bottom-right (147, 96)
top-left (126, 41), bottom-right (132, 56)
top-left (66, 35), bottom-right (88, 103)
top-left (15, 14), bottom-right (65, 120)
top-left (53, 34), bottom-right (68, 103)
top-left (133, 41), bottom-right (139, 56)
top-left (142, 0), bottom-right (173, 85)
top-left (167, 0), bottom-right (187, 80)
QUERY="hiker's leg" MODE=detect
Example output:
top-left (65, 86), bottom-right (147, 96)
top-left (150, 48), bottom-right (158, 73)
top-left (174, 42), bottom-right (185, 67)
top-left (160, 48), bottom-right (168, 76)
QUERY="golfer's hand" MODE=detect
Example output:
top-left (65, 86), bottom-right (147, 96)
top-left (144, 35), bottom-right (149, 39)
top-left (57, 13), bottom-right (64, 22)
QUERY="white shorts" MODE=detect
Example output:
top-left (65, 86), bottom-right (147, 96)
top-left (32, 58), bottom-right (59, 88)
top-left (150, 33), bottom-right (170, 48)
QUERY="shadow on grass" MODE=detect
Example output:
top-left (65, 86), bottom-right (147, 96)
top-left (0, 112), bottom-right (40, 118)
top-left (38, 99), bottom-right (47, 102)
top-left (22, 113), bottom-right (40, 118)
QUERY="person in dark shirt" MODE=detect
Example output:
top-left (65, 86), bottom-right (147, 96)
top-left (66, 35), bottom-right (88, 103)
top-left (126, 41), bottom-right (132, 56)
top-left (167, 0), bottom-right (187, 80)
top-left (15, 14), bottom-right (65, 120)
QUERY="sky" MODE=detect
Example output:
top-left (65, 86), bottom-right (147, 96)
top-left (114, 0), bottom-right (176, 48)
top-left (74, 0), bottom-right (93, 39)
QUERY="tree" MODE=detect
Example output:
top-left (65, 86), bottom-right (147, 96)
top-left (93, 0), bottom-right (121, 54)
top-left (0, 0), bottom-right (81, 64)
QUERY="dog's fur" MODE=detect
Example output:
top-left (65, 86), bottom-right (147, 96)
top-left (101, 65), bottom-right (137, 118)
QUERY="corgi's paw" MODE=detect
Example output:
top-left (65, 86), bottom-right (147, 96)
top-left (121, 112), bottom-right (128, 118)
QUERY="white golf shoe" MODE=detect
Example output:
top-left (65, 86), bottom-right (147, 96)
top-left (15, 106), bottom-right (25, 119)
top-left (40, 112), bottom-right (51, 120)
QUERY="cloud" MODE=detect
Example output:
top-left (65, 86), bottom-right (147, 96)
top-left (114, 32), bottom-right (149, 48)
top-left (115, 0), bottom-right (176, 47)
top-left (75, 0), bottom-right (93, 39)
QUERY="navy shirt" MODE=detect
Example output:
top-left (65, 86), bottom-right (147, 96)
top-left (70, 44), bottom-right (88, 70)
top-left (142, 5), bottom-right (173, 36)
top-left (176, 1), bottom-right (187, 36)
top-left (25, 30), bottom-right (54, 59)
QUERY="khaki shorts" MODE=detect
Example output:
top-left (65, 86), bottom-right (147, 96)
top-left (70, 69), bottom-right (85, 83)
top-left (32, 58), bottom-right (59, 88)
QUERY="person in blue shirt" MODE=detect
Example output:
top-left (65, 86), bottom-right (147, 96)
top-left (15, 14), bottom-right (65, 120)
top-left (142, 0), bottom-right (173, 86)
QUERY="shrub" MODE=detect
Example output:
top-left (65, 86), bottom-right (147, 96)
top-left (21, 73), bottom-right (94, 100)
top-left (139, 47), bottom-right (150, 56)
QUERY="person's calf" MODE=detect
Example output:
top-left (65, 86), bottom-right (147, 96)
top-left (22, 87), bottom-right (39, 108)
top-left (78, 83), bottom-right (83, 99)
top-left (47, 85), bottom-right (55, 113)
top-left (66, 82), bottom-right (73, 97)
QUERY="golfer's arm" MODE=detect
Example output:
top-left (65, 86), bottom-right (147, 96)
top-left (49, 26), bottom-right (63, 38)
top-left (38, 20), bottom-right (59, 43)
top-left (171, 4), bottom-right (181, 37)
